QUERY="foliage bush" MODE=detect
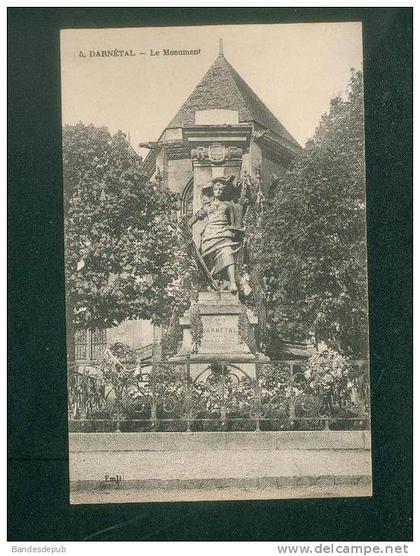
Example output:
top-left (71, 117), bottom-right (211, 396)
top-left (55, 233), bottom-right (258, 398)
top-left (63, 124), bottom-right (193, 357)
top-left (258, 71), bottom-right (368, 357)
top-left (71, 340), bottom-right (368, 431)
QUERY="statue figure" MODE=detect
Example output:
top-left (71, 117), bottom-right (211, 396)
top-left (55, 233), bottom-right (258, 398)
top-left (188, 175), bottom-right (248, 293)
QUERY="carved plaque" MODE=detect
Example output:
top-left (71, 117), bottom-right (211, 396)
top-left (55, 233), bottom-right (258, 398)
top-left (200, 314), bottom-right (241, 351)
top-left (208, 143), bottom-right (225, 163)
top-left (191, 144), bottom-right (243, 164)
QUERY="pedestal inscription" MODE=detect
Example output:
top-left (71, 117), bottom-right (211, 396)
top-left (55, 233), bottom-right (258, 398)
top-left (201, 314), bottom-right (240, 352)
top-left (175, 291), bottom-right (258, 379)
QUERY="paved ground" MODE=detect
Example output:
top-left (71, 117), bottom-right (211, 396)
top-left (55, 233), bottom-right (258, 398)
top-left (69, 448), bottom-right (371, 504)
top-left (70, 449), bottom-right (371, 481)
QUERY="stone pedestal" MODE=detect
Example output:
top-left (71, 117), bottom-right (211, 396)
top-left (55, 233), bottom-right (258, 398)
top-left (174, 291), bottom-right (259, 378)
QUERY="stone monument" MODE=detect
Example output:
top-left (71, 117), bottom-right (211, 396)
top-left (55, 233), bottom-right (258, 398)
top-left (174, 124), bottom-right (262, 378)
top-left (106, 43), bottom-right (301, 359)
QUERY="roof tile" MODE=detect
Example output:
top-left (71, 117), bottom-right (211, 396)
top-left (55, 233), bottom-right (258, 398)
top-left (167, 54), bottom-right (299, 147)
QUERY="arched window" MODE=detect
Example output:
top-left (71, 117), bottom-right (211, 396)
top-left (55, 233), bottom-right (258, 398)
top-left (181, 179), bottom-right (193, 218)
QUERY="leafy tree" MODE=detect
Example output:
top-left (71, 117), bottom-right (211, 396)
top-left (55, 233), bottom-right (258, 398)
top-left (259, 70), bottom-right (368, 356)
top-left (63, 123), bottom-right (190, 358)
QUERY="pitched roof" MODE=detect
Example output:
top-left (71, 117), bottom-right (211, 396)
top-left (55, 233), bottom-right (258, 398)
top-left (167, 54), bottom-right (300, 147)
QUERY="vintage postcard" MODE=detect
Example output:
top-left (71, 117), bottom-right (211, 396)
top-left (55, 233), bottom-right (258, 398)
top-left (61, 22), bottom-right (371, 504)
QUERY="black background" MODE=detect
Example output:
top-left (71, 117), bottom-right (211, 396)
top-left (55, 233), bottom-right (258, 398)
top-left (8, 7), bottom-right (412, 541)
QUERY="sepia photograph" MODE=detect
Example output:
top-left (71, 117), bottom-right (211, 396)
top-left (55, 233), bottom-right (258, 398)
top-left (7, 2), bottom-right (414, 544)
top-left (60, 22), bottom-right (372, 505)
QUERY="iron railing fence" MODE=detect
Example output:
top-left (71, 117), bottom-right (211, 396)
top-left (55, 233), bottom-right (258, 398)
top-left (67, 356), bottom-right (370, 432)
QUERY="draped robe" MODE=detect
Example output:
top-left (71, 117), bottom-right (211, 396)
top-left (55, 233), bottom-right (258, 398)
top-left (197, 200), bottom-right (244, 278)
